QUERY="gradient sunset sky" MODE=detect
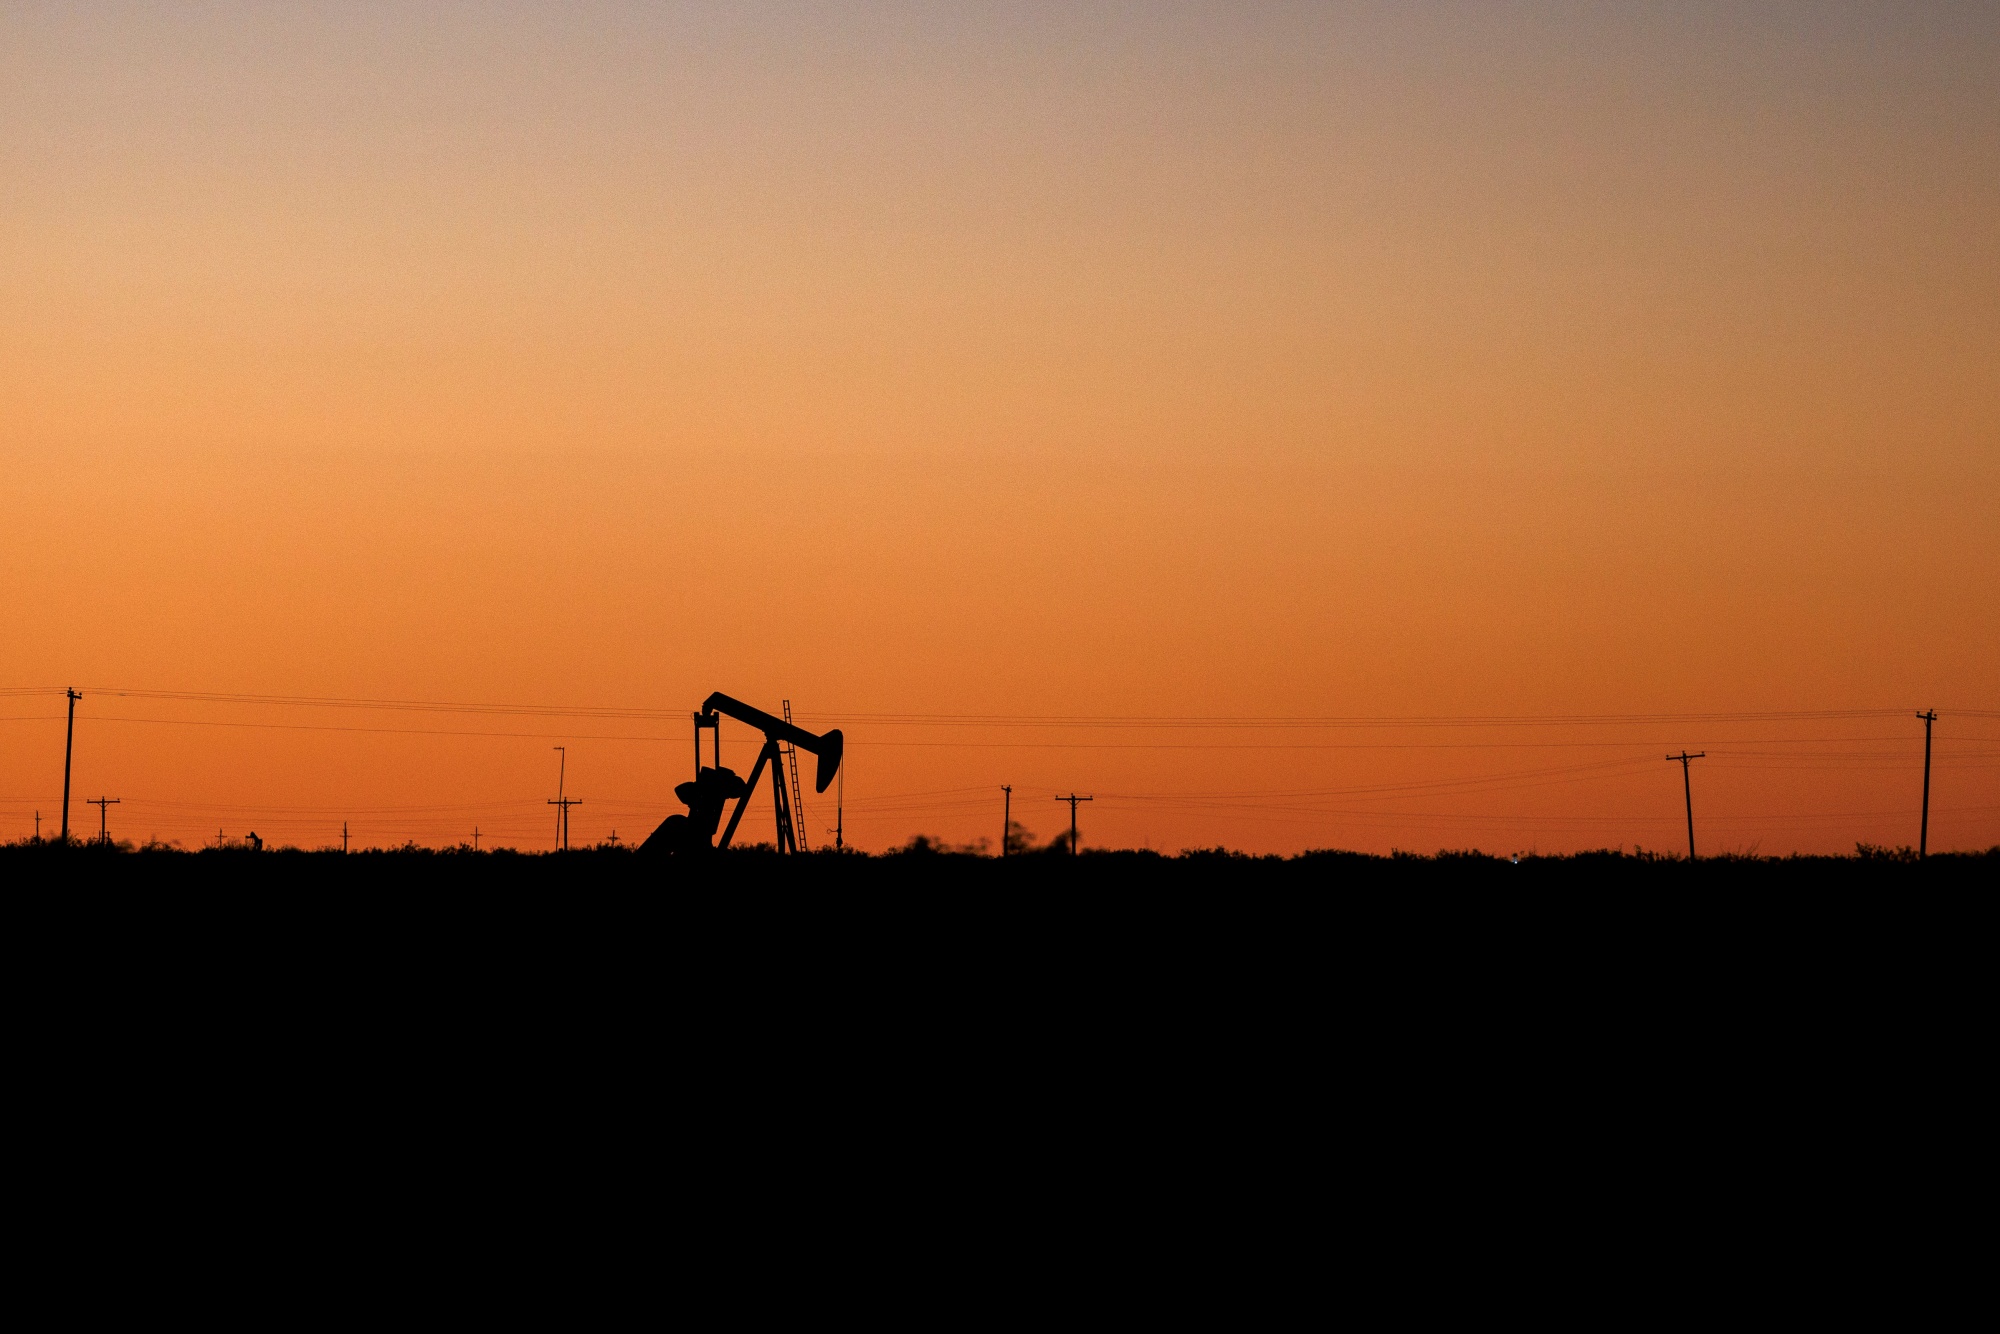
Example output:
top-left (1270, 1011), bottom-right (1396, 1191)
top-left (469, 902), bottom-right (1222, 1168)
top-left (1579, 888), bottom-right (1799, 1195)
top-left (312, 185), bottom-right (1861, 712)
top-left (4, 3), bottom-right (1996, 853)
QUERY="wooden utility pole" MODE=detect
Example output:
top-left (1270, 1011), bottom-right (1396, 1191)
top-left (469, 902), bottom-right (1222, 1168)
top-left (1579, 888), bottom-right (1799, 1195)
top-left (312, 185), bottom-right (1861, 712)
top-left (60, 688), bottom-right (80, 843)
top-left (549, 795), bottom-right (581, 850)
top-left (1001, 785), bottom-right (1012, 857)
top-left (1054, 793), bottom-right (1093, 856)
top-left (1667, 752), bottom-right (1705, 861)
top-left (1917, 710), bottom-right (1937, 858)
top-left (87, 796), bottom-right (120, 846)
top-left (342, 821), bottom-right (348, 854)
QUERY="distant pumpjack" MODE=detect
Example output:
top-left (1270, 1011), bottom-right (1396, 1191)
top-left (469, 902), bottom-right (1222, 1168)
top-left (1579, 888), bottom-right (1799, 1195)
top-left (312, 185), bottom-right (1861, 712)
top-left (641, 693), bottom-right (843, 857)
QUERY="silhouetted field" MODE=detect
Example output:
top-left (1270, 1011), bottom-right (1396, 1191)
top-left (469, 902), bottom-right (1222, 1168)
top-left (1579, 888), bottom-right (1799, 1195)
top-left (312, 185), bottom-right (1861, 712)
top-left (6, 839), bottom-right (1991, 892)
top-left (8, 839), bottom-right (1982, 1111)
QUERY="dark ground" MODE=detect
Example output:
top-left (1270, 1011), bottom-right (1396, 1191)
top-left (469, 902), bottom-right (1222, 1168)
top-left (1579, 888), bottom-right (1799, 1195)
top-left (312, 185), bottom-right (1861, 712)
top-left (6, 838), bottom-right (1993, 883)
top-left (7, 841), bottom-right (1988, 983)
top-left (6, 838), bottom-right (1984, 1248)
top-left (10, 840), bottom-right (1984, 1145)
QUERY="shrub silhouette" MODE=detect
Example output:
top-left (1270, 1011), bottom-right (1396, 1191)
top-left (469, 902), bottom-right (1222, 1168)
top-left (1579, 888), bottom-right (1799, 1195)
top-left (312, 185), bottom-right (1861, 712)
top-left (1855, 842), bottom-right (1919, 862)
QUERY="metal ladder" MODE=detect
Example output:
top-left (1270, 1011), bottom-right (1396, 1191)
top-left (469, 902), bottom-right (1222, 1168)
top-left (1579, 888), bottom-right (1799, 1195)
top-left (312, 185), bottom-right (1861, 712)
top-left (781, 700), bottom-right (810, 852)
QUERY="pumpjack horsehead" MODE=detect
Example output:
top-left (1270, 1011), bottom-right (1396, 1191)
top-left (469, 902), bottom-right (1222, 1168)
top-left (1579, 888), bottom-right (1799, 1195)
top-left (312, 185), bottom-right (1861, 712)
top-left (641, 693), bottom-right (843, 856)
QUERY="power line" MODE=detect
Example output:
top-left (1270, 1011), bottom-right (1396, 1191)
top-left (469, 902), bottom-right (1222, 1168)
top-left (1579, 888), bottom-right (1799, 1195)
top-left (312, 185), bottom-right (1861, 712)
top-left (5, 707), bottom-right (1997, 753)
top-left (10, 685), bottom-right (1992, 726)
top-left (6, 683), bottom-right (1993, 853)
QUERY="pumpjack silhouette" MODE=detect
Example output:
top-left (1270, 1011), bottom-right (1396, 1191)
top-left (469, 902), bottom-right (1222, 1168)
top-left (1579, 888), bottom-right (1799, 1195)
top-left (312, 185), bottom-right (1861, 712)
top-left (641, 693), bottom-right (843, 857)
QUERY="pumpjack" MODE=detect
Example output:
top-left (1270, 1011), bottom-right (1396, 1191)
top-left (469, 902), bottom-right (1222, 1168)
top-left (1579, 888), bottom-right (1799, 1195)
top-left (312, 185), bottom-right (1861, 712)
top-left (640, 693), bottom-right (843, 856)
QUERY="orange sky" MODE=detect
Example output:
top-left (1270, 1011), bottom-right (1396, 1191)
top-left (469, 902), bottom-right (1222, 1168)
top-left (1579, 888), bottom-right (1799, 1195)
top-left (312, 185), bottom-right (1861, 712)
top-left (4, 4), bottom-right (1996, 854)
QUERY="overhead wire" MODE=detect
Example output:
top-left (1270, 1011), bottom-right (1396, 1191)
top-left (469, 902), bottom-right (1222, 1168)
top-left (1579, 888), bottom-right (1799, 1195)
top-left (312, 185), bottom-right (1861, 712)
top-left (5, 685), bottom-right (1990, 726)
top-left (4, 685), bottom-right (1994, 848)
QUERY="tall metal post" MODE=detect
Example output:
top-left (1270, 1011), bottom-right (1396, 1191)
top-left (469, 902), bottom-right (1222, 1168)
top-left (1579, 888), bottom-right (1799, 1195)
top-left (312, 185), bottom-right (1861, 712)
top-left (553, 747), bottom-right (566, 847)
top-left (1917, 710), bottom-right (1937, 858)
top-left (1667, 752), bottom-right (1705, 861)
top-left (1002, 785), bottom-right (1012, 857)
top-left (60, 688), bottom-right (80, 844)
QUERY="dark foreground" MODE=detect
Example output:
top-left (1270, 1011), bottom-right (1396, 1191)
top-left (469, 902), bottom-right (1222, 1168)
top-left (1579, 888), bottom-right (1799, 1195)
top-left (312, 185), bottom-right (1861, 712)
top-left (9, 838), bottom-right (1987, 1118)
top-left (7, 838), bottom-right (1985, 1218)
top-left (6, 840), bottom-right (1993, 889)
top-left (7, 842), bottom-right (1988, 979)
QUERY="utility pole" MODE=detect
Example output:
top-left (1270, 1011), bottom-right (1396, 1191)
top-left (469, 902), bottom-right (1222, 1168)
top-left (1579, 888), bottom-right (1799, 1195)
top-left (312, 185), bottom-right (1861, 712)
top-left (473, 826), bottom-right (480, 852)
top-left (1667, 752), bottom-right (1705, 861)
top-left (1917, 710), bottom-right (1936, 858)
top-left (1002, 785), bottom-right (1012, 857)
top-left (34, 811), bottom-right (41, 842)
top-left (549, 746), bottom-right (581, 851)
top-left (60, 688), bottom-right (80, 844)
top-left (549, 796), bottom-right (581, 849)
top-left (1054, 793), bottom-right (1093, 856)
top-left (87, 796), bottom-right (120, 846)
top-left (342, 821), bottom-right (348, 854)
